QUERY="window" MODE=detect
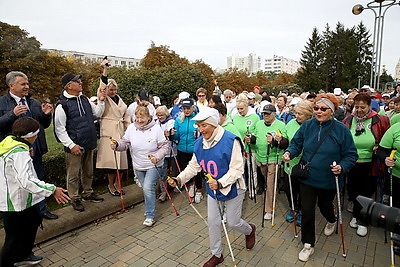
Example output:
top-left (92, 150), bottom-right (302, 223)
top-left (115, 60), bottom-right (119, 65)
top-left (121, 61), bottom-right (126, 65)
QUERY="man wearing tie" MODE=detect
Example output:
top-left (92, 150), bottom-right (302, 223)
top-left (0, 71), bottom-right (58, 220)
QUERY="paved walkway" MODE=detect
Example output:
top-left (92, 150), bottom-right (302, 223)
top-left (34, 189), bottom-right (397, 267)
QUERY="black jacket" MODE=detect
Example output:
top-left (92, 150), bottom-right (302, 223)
top-left (0, 92), bottom-right (51, 155)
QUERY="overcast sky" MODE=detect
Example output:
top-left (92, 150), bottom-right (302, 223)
top-left (1, 0), bottom-right (399, 77)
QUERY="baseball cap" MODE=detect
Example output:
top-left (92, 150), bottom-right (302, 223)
top-left (191, 107), bottom-right (220, 124)
top-left (181, 98), bottom-right (194, 107)
top-left (333, 88), bottom-right (342, 96)
top-left (61, 73), bottom-right (82, 87)
top-left (138, 88), bottom-right (150, 101)
top-left (247, 92), bottom-right (256, 99)
top-left (290, 97), bottom-right (302, 106)
top-left (382, 93), bottom-right (391, 98)
top-left (262, 104), bottom-right (277, 114)
top-left (153, 96), bottom-right (161, 105)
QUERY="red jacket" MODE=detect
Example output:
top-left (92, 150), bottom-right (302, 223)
top-left (342, 111), bottom-right (390, 176)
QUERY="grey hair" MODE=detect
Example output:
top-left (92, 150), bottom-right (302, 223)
top-left (6, 71), bottom-right (28, 87)
top-left (223, 89), bottom-right (233, 96)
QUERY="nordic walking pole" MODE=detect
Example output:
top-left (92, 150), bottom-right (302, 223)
top-left (389, 150), bottom-right (397, 267)
top-left (168, 138), bottom-right (196, 203)
top-left (271, 147), bottom-right (279, 227)
top-left (333, 161), bottom-right (346, 258)
top-left (110, 137), bottom-right (126, 211)
top-left (204, 172), bottom-right (237, 267)
top-left (246, 130), bottom-right (256, 203)
top-left (271, 130), bottom-right (282, 227)
top-left (287, 162), bottom-right (298, 238)
top-left (262, 144), bottom-right (271, 228)
top-left (167, 177), bottom-right (208, 226)
top-left (148, 155), bottom-right (179, 216)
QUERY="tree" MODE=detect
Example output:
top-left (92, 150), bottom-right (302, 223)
top-left (354, 22), bottom-right (372, 87)
top-left (140, 42), bottom-right (189, 70)
top-left (296, 27), bottom-right (325, 91)
top-left (380, 68), bottom-right (394, 89)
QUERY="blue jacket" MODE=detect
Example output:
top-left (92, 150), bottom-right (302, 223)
top-left (286, 118), bottom-right (358, 190)
top-left (172, 112), bottom-right (198, 153)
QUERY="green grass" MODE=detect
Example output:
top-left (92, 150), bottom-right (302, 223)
top-left (44, 124), bottom-right (64, 157)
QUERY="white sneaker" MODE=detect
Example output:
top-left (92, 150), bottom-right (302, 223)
top-left (195, 192), bottom-right (203, 203)
top-left (264, 212), bottom-right (272, 220)
top-left (357, 225), bottom-right (368, 237)
top-left (134, 177), bottom-right (142, 188)
top-left (143, 218), bottom-right (154, 227)
top-left (188, 185), bottom-right (195, 198)
top-left (349, 217), bottom-right (358, 228)
top-left (324, 221), bottom-right (336, 236)
top-left (347, 201), bottom-right (353, 213)
top-left (299, 243), bottom-right (314, 262)
top-left (158, 192), bottom-right (167, 202)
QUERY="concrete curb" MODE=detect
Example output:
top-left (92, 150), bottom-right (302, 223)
top-left (0, 184), bottom-right (144, 248)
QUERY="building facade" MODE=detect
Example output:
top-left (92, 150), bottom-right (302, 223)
top-left (395, 58), bottom-right (400, 81)
top-left (264, 55), bottom-right (301, 74)
top-left (227, 53), bottom-right (261, 74)
top-left (45, 49), bottom-right (141, 68)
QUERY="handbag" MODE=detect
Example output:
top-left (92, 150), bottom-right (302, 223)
top-left (291, 121), bottom-right (335, 180)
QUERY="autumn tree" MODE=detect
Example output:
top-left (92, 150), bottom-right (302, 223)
top-left (140, 42), bottom-right (189, 70)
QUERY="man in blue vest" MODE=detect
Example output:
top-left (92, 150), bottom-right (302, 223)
top-left (54, 73), bottom-right (106, 212)
top-left (0, 71), bottom-right (58, 220)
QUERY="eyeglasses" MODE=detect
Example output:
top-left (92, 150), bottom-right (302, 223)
top-left (73, 79), bottom-right (82, 84)
top-left (197, 94), bottom-right (206, 97)
top-left (313, 106), bottom-right (330, 112)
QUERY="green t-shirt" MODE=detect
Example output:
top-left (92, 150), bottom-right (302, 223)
top-left (390, 113), bottom-right (400, 126)
top-left (379, 123), bottom-right (400, 178)
top-left (349, 117), bottom-right (375, 163)
top-left (254, 119), bottom-right (285, 163)
top-left (281, 119), bottom-right (302, 173)
top-left (233, 113), bottom-right (260, 152)
top-left (222, 122), bottom-right (241, 138)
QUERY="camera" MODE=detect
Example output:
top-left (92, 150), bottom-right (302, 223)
top-left (357, 196), bottom-right (400, 234)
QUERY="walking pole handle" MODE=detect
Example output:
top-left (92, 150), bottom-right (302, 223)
top-left (390, 150), bottom-right (397, 159)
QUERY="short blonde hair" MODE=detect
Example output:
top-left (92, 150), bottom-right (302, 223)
top-left (107, 78), bottom-right (118, 89)
top-left (294, 100), bottom-right (314, 119)
top-left (156, 105), bottom-right (170, 117)
top-left (135, 101), bottom-right (151, 118)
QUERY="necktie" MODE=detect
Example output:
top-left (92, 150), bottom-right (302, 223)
top-left (20, 98), bottom-right (32, 117)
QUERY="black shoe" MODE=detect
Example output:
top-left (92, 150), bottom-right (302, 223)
top-left (72, 199), bottom-right (85, 212)
top-left (14, 254), bottom-right (43, 266)
top-left (257, 187), bottom-right (264, 195)
top-left (83, 192), bottom-right (104, 202)
top-left (108, 185), bottom-right (120, 196)
top-left (42, 211), bottom-right (59, 220)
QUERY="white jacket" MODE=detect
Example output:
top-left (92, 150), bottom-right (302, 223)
top-left (0, 137), bottom-right (55, 212)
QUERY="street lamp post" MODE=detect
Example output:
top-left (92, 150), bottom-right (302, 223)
top-left (352, 0), bottom-right (400, 91)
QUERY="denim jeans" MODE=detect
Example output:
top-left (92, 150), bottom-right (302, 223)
top-left (134, 167), bottom-right (159, 219)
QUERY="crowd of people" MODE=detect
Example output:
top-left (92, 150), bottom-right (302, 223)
top-left (1, 59), bottom-right (400, 266)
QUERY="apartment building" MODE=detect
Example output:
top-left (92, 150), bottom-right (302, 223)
top-left (264, 55), bottom-right (301, 74)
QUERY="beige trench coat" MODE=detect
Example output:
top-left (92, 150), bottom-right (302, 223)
top-left (96, 83), bottom-right (131, 170)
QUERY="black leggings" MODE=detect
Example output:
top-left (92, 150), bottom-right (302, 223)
top-left (177, 151), bottom-right (202, 189)
top-left (1, 205), bottom-right (42, 267)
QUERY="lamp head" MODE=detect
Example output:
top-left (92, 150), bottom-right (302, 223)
top-left (352, 4), bottom-right (364, 15)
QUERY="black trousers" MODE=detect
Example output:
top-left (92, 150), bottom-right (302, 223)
top-left (347, 162), bottom-right (375, 222)
top-left (177, 151), bottom-right (202, 189)
top-left (300, 183), bottom-right (336, 246)
top-left (284, 172), bottom-right (301, 211)
top-left (0, 205), bottom-right (42, 267)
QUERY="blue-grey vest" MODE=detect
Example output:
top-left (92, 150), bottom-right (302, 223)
top-left (59, 93), bottom-right (97, 153)
top-left (194, 130), bottom-right (243, 200)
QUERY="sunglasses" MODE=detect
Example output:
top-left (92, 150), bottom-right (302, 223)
top-left (313, 106), bottom-right (330, 112)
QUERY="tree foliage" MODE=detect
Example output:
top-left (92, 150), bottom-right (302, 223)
top-left (140, 42), bottom-right (189, 70)
top-left (297, 22), bottom-right (372, 92)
